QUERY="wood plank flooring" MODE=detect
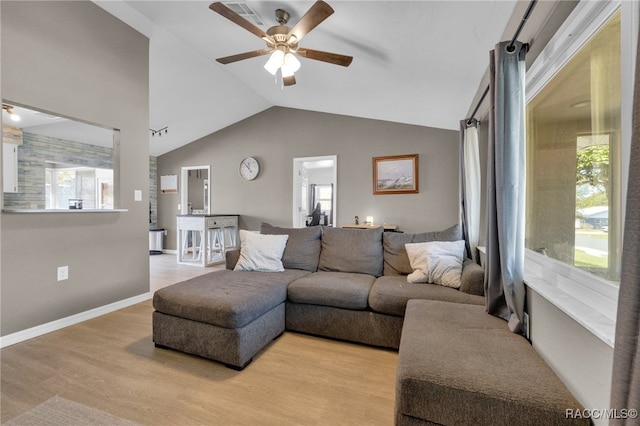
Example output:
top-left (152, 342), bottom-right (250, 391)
top-left (1, 254), bottom-right (398, 425)
top-left (149, 253), bottom-right (224, 293)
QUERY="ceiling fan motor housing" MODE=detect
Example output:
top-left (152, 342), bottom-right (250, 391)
top-left (266, 25), bottom-right (297, 50)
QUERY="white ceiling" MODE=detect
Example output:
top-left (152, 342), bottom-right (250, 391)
top-left (93, 0), bottom-right (520, 156)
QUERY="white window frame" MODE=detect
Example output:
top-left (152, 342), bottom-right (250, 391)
top-left (524, 0), bottom-right (638, 348)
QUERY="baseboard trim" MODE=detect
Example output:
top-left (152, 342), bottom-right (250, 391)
top-left (0, 292), bottom-right (152, 348)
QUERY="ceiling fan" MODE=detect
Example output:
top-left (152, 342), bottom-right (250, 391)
top-left (209, 1), bottom-right (353, 87)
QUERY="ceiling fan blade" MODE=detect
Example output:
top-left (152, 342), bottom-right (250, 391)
top-left (287, 1), bottom-right (334, 43)
top-left (216, 49), bottom-right (272, 65)
top-left (209, 2), bottom-right (273, 42)
top-left (283, 75), bottom-right (297, 86)
top-left (296, 48), bottom-right (353, 67)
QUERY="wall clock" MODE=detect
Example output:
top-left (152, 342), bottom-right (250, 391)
top-left (239, 156), bottom-right (260, 181)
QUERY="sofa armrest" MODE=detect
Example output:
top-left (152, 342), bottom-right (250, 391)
top-left (225, 249), bottom-right (240, 270)
top-left (459, 259), bottom-right (484, 296)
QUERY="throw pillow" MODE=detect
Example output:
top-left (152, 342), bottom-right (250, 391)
top-left (260, 223), bottom-right (322, 272)
top-left (318, 226), bottom-right (384, 277)
top-left (405, 240), bottom-right (466, 288)
top-left (383, 224), bottom-right (462, 275)
top-left (234, 230), bottom-right (289, 272)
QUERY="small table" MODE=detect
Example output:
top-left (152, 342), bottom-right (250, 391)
top-left (341, 223), bottom-right (399, 232)
top-left (177, 215), bottom-right (239, 266)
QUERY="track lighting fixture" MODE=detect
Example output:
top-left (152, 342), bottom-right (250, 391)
top-left (150, 127), bottom-right (168, 137)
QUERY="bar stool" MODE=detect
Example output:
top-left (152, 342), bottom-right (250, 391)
top-left (222, 226), bottom-right (237, 252)
top-left (208, 228), bottom-right (225, 263)
top-left (180, 228), bottom-right (204, 262)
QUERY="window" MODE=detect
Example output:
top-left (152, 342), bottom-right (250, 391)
top-left (310, 183), bottom-right (334, 226)
top-left (45, 164), bottom-right (114, 210)
top-left (523, 0), bottom-right (637, 346)
top-left (526, 9), bottom-right (621, 283)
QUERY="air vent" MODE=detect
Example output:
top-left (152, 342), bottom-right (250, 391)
top-left (222, 2), bottom-right (264, 26)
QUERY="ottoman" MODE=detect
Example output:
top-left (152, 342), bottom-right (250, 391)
top-left (153, 269), bottom-right (309, 370)
top-left (396, 299), bottom-right (589, 425)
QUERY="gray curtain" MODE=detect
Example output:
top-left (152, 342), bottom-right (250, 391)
top-left (610, 27), bottom-right (640, 425)
top-left (484, 41), bottom-right (526, 333)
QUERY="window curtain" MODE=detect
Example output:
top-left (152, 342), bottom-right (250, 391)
top-left (610, 27), bottom-right (640, 425)
top-left (460, 119), bottom-right (481, 262)
top-left (484, 41), bottom-right (527, 333)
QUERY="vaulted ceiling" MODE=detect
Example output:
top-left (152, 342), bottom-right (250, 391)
top-left (94, 1), bottom-right (525, 156)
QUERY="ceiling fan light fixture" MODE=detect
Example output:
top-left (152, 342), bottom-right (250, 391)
top-left (264, 49), bottom-right (285, 75)
top-left (282, 52), bottom-right (301, 74)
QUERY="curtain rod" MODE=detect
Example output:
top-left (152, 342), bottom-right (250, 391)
top-left (465, 0), bottom-right (538, 126)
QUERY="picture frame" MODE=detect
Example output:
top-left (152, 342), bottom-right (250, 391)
top-left (160, 174), bottom-right (178, 193)
top-left (372, 154), bottom-right (419, 195)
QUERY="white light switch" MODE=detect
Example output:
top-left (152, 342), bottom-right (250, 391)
top-left (57, 266), bottom-right (69, 281)
top-left (134, 190), bottom-right (142, 201)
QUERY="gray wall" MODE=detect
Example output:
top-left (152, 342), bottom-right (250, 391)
top-left (1, 1), bottom-right (149, 336)
top-left (158, 107), bottom-right (460, 250)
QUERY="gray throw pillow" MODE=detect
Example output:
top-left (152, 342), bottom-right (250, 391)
top-left (260, 223), bottom-right (322, 272)
top-left (383, 224), bottom-right (462, 275)
top-left (318, 226), bottom-right (384, 277)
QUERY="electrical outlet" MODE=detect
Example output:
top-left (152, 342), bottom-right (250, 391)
top-left (57, 265), bottom-right (69, 281)
top-left (134, 190), bottom-right (142, 201)
top-left (523, 312), bottom-right (530, 340)
top-left (164, 229), bottom-right (168, 236)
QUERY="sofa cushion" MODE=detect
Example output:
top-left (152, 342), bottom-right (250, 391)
top-left (287, 271), bottom-right (376, 310)
top-left (368, 275), bottom-right (484, 316)
top-left (153, 269), bottom-right (310, 329)
top-left (405, 240), bottom-right (465, 288)
top-left (260, 223), bottom-right (322, 272)
top-left (319, 226), bottom-right (384, 277)
top-left (234, 230), bottom-right (289, 272)
top-left (383, 224), bottom-right (461, 276)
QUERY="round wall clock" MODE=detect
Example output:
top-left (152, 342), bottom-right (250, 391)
top-left (239, 156), bottom-right (260, 181)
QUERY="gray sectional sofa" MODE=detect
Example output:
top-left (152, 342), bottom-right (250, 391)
top-left (153, 223), bottom-right (587, 425)
top-left (154, 223), bottom-right (483, 366)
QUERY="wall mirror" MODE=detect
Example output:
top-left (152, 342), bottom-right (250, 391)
top-left (180, 165), bottom-right (210, 215)
top-left (2, 102), bottom-right (119, 211)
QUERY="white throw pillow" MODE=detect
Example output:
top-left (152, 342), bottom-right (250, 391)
top-left (405, 240), bottom-right (466, 288)
top-left (234, 230), bottom-right (289, 272)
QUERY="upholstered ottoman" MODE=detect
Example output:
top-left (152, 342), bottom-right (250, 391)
top-left (153, 269), bottom-right (309, 370)
top-left (396, 299), bottom-right (589, 426)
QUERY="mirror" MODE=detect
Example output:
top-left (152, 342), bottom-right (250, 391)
top-left (181, 165), bottom-right (210, 215)
top-left (292, 155), bottom-right (337, 227)
top-left (2, 102), bottom-right (119, 211)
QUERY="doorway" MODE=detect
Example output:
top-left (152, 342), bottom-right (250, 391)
top-left (292, 156), bottom-right (337, 228)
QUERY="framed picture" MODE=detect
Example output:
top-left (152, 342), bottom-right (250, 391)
top-left (160, 174), bottom-right (178, 193)
top-left (373, 154), bottom-right (419, 195)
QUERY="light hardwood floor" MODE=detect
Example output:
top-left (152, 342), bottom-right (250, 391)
top-left (1, 254), bottom-right (398, 425)
top-left (149, 253), bottom-right (224, 293)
